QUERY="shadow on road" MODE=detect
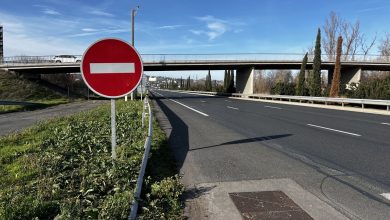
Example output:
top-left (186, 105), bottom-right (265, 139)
top-left (153, 94), bottom-right (190, 171)
top-left (189, 134), bottom-right (293, 152)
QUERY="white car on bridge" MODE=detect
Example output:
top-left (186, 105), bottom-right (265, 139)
top-left (53, 55), bottom-right (81, 63)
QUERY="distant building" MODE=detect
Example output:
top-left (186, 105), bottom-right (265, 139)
top-left (0, 26), bottom-right (3, 62)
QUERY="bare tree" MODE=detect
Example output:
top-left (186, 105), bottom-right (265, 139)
top-left (274, 70), bottom-right (293, 83)
top-left (322, 11), bottom-right (341, 60)
top-left (322, 12), bottom-right (375, 61)
top-left (254, 70), bottom-right (269, 93)
top-left (360, 33), bottom-right (377, 59)
top-left (378, 33), bottom-right (390, 61)
top-left (341, 21), bottom-right (361, 60)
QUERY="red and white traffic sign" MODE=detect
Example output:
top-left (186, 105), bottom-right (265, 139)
top-left (81, 38), bottom-right (143, 98)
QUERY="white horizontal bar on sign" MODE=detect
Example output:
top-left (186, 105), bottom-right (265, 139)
top-left (90, 63), bottom-right (135, 74)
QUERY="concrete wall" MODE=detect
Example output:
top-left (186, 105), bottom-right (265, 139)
top-left (236, 67), bottom-right (254, 94)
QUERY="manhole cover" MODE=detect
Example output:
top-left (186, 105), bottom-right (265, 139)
top-left (229, 191), bottom-right (313, 220)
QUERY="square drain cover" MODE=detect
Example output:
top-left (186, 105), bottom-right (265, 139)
top-left (229, 191), bottom-right (313, 220)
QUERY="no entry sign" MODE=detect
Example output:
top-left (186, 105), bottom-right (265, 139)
top-left (81, 38), bottom-right (143, 98)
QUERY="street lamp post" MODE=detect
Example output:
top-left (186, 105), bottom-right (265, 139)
top-left (129, 6), bottom-right (140, 101)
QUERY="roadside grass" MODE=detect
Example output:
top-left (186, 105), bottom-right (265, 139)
top-left (0, 71), bottom-right (72, 113)
top-left (0, 100), bottom-right (183, 219)
top-left (0, 99), bottom-right (70, 114)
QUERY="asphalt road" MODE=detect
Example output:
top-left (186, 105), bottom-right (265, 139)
top-left (0, 100), bottom-right (107, 136)
top-left (151, 89), bottom-right (390, 220)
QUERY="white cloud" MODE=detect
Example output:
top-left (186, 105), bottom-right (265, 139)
top-left (191, 15), bottom-right (230, 40)
top-left (190, 30), bottom-right (204, 35)
top-left (43, 9), bottom-right (61, 16)
top-left (33, 4), bottom-right (61, 16)
top-left (82, 28), bottom-right (98, 32)
top-left (158, 25), bottom-right (185, 30)
top-left (0, 12), bottom-right (86, 55)
top-left (206, 22), bottom-right (227, 40)
top-left (89, 10), bottom-right (115, 17)
top-left (356, 6), bottom-right (385, 13)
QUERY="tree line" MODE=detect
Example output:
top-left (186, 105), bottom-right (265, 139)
top-left (258, 11), bottom-right (390, 100)
top-left (162, 69), bottom-right (236, 93)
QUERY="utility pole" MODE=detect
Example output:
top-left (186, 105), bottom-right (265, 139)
top-left (0, 26), bottom-right (3, 63)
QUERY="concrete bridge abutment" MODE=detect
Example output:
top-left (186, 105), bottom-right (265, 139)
top-left (236, 67), bottom-right (254, 94)
top-left (328, 67), bottom-right (361, 85)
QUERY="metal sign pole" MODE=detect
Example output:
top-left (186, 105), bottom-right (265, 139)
top-left (140, 78), bottom-right (143, 101)
top-left (111, 99), bottom-right (117, 159)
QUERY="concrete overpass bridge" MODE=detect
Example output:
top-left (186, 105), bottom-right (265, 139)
top-left (1, 53), bottom-right (389, 94)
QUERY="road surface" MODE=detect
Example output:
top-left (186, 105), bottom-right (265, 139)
top-left (0, 100), bottom-right (107, 136)
top-left (151, 89), bottom-right (390, 220)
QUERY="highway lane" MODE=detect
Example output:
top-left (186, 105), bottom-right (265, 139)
top-left (151, 89), bottom-right (390, 220)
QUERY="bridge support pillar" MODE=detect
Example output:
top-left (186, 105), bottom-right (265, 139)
top-left (236, 67), bottom-right (254, 94)
top-left (328, 68), bottom-right (361, 86)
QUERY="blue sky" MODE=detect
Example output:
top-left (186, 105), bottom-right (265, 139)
top-left (1, 0), bottom-right (389, 79)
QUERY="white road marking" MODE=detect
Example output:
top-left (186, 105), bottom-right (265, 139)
top-left (227, 106), bottom-right (239, 110)
top-left (264, 105), bottom-right (282, 110)
top-left (90, 63), bottom-right (135, 74)
top-left (380, 193), bottom-right (390, 201)
top-left (225, 100), bottom-right (232, 102)
top-left (169, 99), bottom-right (209, 116)
top-left (307, 124), bottom-right (361, 137)
top-left (154, 91), bottom-right (209, 117)
top-left (201, 100), bottom-right (206, 103)
top-left (381, 122), bottom-right (390, 126)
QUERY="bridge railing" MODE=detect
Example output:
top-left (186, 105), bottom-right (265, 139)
top-left (1, 55), bottom-right (82, 64)
top-left (1, 53), bottom-right (390, 65)
top-left (141, 53), bottom-right (390, 63)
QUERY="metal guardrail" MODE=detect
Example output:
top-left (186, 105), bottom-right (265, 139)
top-left (169, 90), bottom-right (390, 111)
top-left (239, 94), bottom-right (390, 111)
top-left (129, 95), bottom-right (153, 220)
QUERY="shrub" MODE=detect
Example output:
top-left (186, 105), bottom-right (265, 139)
top-left (344, 76), bottom-right (390, 99)
top-left (271, 82), bottom-right (296, 95)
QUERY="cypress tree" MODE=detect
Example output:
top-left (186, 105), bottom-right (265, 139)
top-left (224, 70), bottom-right (228, 91)
top-left (311, 28), bottom-right (322, 96)
top-left (228, 70), bottom-right (235, 93)
top-left (296, 53), bottom-right (308, 96)
top-left (207, 70), bottom-right (212, 91)
top-left (225, 70), bottom-right (230, 92)
top-left (330, 36), bottom-right (343, 97)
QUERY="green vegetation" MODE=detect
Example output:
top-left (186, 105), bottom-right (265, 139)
top-left (0, 100), bottom-right (183, 219)
top-left (0, 71), bottom-right (69, 113)
top-left (296, 53), bottom-right (308, 96)
top-left (222, 70), bottom-right (235, 93)
top-left (205, 70), bottom-right (212, 91)
top-left (223, 70), bottom-right (228, 91)
top-left (185, 76), bottom-right (191, 90)
top-left (344, 76), bottom-right (390, 100)
top-left (271, 82), bottom-right (296, 95)
top-left (310, 28), bottom-right (322, 97)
